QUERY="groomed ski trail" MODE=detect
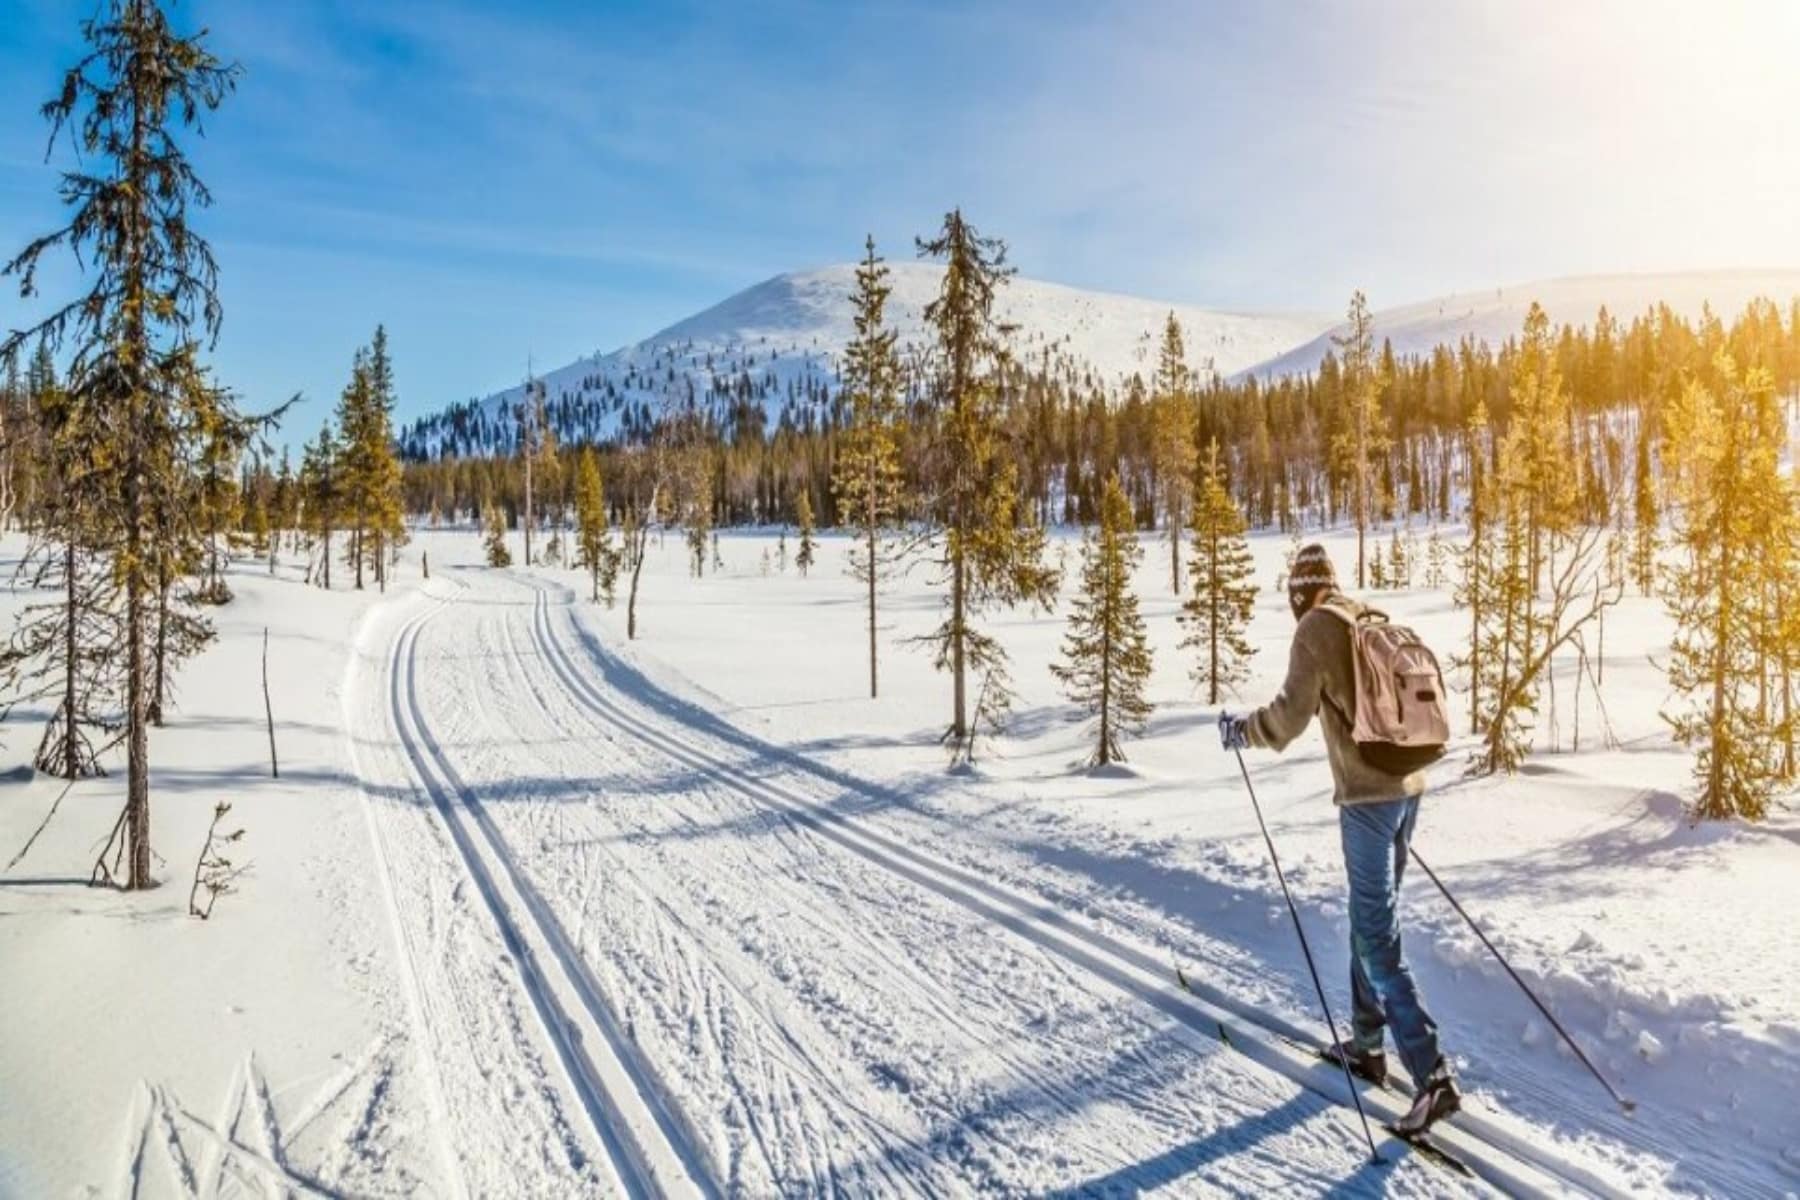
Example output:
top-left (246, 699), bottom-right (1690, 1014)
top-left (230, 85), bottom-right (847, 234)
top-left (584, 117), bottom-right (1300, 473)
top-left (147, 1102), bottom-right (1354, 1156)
top-left (389, 597), bottom-right (715, 1198)
top-left (396, 568), bottom-right (1470, 1196)
top-left (510, 572), bottom-right (1636, 1199)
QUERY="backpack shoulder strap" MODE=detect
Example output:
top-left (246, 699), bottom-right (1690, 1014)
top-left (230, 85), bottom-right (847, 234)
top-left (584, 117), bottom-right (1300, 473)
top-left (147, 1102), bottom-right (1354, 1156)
top-left (1315, 597), bottom-right (1387, 628)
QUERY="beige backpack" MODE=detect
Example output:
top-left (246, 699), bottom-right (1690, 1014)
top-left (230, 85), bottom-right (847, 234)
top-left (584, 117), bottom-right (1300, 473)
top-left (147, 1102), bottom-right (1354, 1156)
top-left (1321, 602), bottom-right (1449, 773)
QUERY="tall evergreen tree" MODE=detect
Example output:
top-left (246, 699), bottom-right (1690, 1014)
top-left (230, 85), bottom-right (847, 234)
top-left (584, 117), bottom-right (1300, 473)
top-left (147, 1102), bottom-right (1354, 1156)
top-left (0, 350), bottom-right (119, 778)
top-left (1053, 474), bottom-right (1153, 766)
top-left (360, 327), bottom-right (406, 592)
top-left (794, 489), bottom-right (816, 577)
top-left (300, 422), bottom-right (340, 589)
top-left (1664, 352), bottom-right (1787, 820)
top-left (1150, 313), bottom-right (1197, 595)
top-left (482, 495), bottom-right (512, 568)
top-left (915, 209), bottom-right (1057, 756)
top-left (832, 236), bottom-right (907, 698)
top-left (1632, 421), bottom-right (1658, 595)
top-left (1179, 438), bottom-right (1257, 703)
top-left (572, 447), bottom-right (618, 605)
top-left (1331, 291), bottom-right (1390, 588)
top-left (2, 0), bottom-right (240, 887)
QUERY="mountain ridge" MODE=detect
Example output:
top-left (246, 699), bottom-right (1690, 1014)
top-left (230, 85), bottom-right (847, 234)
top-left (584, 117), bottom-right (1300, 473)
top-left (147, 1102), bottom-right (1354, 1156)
top-left (401, 264), bottom-right (1800, 459)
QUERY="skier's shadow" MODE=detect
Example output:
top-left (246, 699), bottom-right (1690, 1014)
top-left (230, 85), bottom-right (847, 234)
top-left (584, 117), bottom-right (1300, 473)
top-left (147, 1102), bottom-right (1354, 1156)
top-left (1038, 1092), bottom-right (1389, 1198)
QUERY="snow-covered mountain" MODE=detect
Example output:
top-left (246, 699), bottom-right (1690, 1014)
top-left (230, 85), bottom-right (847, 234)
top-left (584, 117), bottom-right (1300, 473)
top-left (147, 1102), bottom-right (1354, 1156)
top-left (1241, 269), bottom-right (1800, 380)
top-left (403, 266), bottom-right (1800, 458)
top-left (400, 263), bottom-right (1331, 458)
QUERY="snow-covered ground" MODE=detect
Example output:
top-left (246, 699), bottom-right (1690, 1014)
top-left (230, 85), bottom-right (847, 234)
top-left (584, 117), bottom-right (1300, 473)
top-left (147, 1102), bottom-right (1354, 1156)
top-left (2, 523), bottom-right (1797, 1197)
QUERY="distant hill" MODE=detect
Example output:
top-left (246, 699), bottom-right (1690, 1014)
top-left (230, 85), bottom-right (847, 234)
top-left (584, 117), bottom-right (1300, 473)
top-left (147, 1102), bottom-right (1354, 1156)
top-left (399, 263), bottom-right (1330, 458)
top-left (1239, 269), bottom-right (1800, 380)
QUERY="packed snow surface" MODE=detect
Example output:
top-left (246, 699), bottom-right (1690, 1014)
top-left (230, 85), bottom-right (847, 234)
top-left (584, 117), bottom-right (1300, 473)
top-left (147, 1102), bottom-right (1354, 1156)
top-left (2, 524), bottom-right (1798, 1197)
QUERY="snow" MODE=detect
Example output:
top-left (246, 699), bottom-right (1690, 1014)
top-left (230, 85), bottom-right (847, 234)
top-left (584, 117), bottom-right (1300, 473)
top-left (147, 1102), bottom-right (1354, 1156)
top-left (1243, 269), bottom-right (1800, 379)
top-left (408, 264), bottom-right (1332, 455)
top-left (2, 519), bottom-right (1798, 1196)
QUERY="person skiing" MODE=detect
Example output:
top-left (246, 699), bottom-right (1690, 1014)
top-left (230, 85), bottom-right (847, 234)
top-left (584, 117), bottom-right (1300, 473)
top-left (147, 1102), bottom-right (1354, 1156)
top-left (1218, 543), bottom-right (1461, 1136)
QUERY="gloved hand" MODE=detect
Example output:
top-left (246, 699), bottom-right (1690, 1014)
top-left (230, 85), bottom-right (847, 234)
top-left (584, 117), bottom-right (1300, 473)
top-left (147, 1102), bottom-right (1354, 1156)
top-left (1218, 711), bottom-right (1250, 752)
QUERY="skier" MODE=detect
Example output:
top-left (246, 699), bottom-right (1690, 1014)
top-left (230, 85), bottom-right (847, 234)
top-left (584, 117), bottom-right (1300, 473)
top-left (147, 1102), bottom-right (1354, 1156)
top-left (1218, 543), bottom-right (1461, 1136)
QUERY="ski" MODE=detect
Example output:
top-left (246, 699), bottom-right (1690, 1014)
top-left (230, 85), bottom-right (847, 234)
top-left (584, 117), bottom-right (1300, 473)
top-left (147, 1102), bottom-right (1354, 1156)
top-left (1382, 1124), bottom-right (1474, 1178)
top-left (1174, 965), bottom-right (1474, 1180)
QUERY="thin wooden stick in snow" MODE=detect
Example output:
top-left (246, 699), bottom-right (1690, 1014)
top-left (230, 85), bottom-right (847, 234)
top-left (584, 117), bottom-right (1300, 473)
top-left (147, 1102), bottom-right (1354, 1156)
top-left (262, 628), bottom-right (278, 779)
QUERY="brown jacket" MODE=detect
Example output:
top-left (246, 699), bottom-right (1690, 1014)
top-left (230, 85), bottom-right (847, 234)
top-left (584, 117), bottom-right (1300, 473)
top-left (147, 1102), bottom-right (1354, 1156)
top-left (1246, 593), bottom-right (1426, 806)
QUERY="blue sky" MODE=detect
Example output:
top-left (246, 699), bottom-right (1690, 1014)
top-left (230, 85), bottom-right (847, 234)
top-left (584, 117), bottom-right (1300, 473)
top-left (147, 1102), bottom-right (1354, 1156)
top-left (3, 0), bottom-right (1799, 444)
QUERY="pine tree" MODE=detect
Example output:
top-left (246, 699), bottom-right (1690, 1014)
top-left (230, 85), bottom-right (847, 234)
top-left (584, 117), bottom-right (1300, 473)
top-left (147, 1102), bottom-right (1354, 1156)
top-left (483, 496), bottom-right (513, 568)
top-left (192, 398), bottom-right (244, 604)
top-left (572, 447), bottom-right (618, 605)
top-left (1151, 313), bottom-right (1197, 595)
top-left (916, 209), bottom-right (1057, 755)
top-left (1664, 351), bottom-right (1786, 820)
top-left (0, 350), bottom-right (120, 779)
top-left (1424, 528), bottom-right (1448, 590)
top-left (300, 422), bottom-right (340, 589)
top-left (516, 373), bottom-right (554, 567)
top-left (795, 490), bottom-right (816, 577)
top-left (1632, 421), bottom-right (1658, 595)
top-left (361, 326), bottom-right (406, 592)
top-left (832, 236), bottom-right (907, 698)
top-left (1455, 397), bottom-right (1494, 733)
top-left (1052, 475), bottom-right (1153, 766)
top-left (2, 0), bottom-right (240, 888)
top-left (1331, 291), bottom-right (1390, 588)
top-left (1179, 438), bottom-right (1257, 703)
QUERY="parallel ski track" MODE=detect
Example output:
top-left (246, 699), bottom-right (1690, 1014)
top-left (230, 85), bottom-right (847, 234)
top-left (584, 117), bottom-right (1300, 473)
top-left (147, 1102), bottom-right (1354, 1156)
top-left (346, 585), bottom-right (470, 1200)
top-left (517, 575), bottom-right (1632, 1200)
top-left (389, 598), bottom-right (716, 1200)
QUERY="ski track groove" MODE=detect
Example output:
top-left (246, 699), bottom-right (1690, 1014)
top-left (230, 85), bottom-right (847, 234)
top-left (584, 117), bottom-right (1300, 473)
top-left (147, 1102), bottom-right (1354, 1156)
top-left (390, 602), bottom-right (713, 1199)
top-left (511, 577), bottom-right (1358, 1194)
top-left (502, 577), bottom-right (1376, 1194)
top-left (514, 572), bottom-right (1630, 1200)
top-left (484, 602), bottom-right (947, 1196)
top-left (344, 599), bottom-right (471, 1200)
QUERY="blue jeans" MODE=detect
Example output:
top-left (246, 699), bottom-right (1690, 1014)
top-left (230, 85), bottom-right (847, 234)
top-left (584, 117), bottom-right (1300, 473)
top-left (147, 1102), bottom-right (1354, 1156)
top-left (1341, 797), bottom-right (1442, 1089)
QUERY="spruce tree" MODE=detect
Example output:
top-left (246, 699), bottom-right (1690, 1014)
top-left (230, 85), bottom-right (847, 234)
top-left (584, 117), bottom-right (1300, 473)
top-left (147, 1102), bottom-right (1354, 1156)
top-left (1331, 291), bottom-right (1390, 588)
top-left (1052, 474), bottom-right (1153, 766)
top-left (2, 0), bottom-right (240, 888)
top-left (193, 398), bottom-right (245, 604)
top-left (361, 327), bottom-right (406, 592)
top-left (572, 447), bottom-right (618, 605)
top-left (1151, 313), bottom-right (1197, 595)
top-left (300, 422), bottom-right (340, 589)
top-left (0, 350), bottom-right (120, 779)
top-left (1664, 352), bottom-right (1786, 819)
top-left (1179, 438), bottom-right (1257, 704)
top-left (831, 236), bottom-right (907, 698)
top-left (916, 209), bottom-right (1057, 756)
top-left (1632, 422), bottom-right (1658, 595)
top-left (483, 496), bottom-right (513, 568)
top-left (795, 490), bottom-right (816, 577)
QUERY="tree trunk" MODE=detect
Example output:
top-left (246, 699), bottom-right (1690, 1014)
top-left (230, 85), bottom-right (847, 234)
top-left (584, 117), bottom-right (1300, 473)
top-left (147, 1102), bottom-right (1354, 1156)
top-left (62, 541), bottom-right (79, 775)
top-left (867, 519), bottom-right (878, 700)
top-left (951, 534), bottom-right (966, 739)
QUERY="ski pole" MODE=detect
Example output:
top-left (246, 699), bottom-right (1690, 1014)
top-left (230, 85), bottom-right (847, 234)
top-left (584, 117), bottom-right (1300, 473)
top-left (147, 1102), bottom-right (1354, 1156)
top-left (1407, 847), bottom-right (1636, 1114)
top-left (1233, 747), bottom-right (1384, 1164)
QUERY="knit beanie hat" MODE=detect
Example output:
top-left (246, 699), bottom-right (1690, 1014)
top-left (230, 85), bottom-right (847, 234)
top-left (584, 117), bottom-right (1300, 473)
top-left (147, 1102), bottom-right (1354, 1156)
top-left (1287, 543), bottom-right (1337, 594)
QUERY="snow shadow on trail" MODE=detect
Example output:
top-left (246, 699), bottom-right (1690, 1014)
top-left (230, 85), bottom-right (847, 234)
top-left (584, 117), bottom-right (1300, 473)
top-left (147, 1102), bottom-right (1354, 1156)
top-left (1036, 1094), bottom-right (1388, 1199)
